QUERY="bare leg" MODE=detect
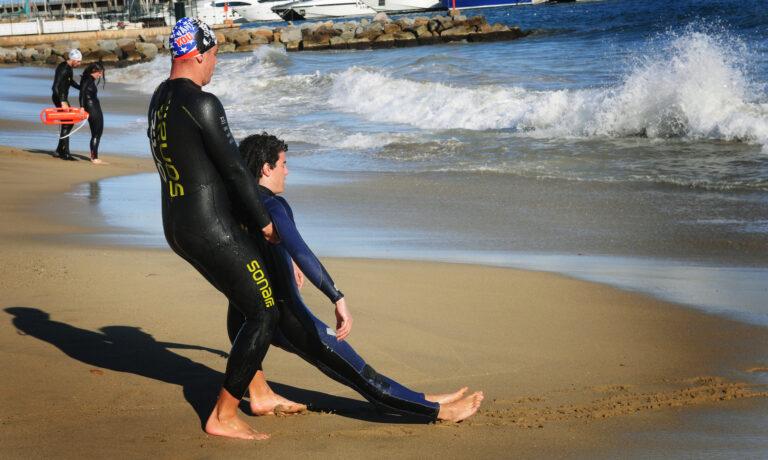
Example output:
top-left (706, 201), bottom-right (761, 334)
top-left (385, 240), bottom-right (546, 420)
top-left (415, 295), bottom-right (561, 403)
top-left (436, 390), bottom-right (484, 422)
top-left (247, 370), bottom-right (307, 416)
top-left (425, 386), bottom-right (468, 404)
top-left (205, 388), bottom-right (270, 440)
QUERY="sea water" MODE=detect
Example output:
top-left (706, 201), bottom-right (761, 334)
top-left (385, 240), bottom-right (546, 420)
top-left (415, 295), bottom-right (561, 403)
top-left (3, 0), bottom-right (768, 312)
top-left (3, 0), bottom-right (767, 321)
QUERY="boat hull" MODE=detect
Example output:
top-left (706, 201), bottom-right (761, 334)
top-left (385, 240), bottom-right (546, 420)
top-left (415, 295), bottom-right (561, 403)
top-left (275, 0), bottom-right (376, 19)
top-left (442, 0), bottom-right (535, 8)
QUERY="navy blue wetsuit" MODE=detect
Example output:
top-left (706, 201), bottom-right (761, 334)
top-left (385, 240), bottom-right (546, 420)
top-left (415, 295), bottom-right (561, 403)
top-left (147, 78), bottom-right (279, 399)
top-left (79, 74), bottom-right (103, 161)
top-left (52, 61), bottom-right (80, 156)
top-left (227, 186), bottom-right (441, 420)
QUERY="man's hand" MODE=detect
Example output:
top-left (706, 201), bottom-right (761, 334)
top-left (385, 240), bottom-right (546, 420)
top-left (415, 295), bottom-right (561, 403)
top-left (262, 222), bottom-right (280, 244)
top-left (334, 297), bottom-right (353, 342)
top-left (61, 102), bottom-right (69, 108)
top-left (292, 259), bottom-right (304, 290)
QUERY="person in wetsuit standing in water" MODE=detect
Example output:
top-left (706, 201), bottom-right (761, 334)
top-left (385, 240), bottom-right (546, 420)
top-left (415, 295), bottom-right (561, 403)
top-left (79, 62), bottom-right (106, 164)
top-left (51, 49), bottom-right (81, 160)
top-left (146, 18), bottom-right (282, 440)
top-left (228, 133), bottom-right (484, 422)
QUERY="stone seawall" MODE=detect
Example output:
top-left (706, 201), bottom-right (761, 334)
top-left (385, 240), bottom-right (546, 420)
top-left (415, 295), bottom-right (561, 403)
top-left (0, 12), bottom-right (528, 66)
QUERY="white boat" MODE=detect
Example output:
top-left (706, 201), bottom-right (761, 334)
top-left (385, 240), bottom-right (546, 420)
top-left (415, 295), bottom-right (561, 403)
top-left (273, 0), bottom-right (376, 20)
top-left (226, 0), bottom-right (294, 21)
top-left (363, 0), bottom-right (443, 13)
top-left (193, 0), bottom-right (245, 24)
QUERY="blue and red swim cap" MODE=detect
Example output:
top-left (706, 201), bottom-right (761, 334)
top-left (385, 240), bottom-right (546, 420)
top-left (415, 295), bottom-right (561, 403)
top-left (170, 17), bottom-right (218, 60)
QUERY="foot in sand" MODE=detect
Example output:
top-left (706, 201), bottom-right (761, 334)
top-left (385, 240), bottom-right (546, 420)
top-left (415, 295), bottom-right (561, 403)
top-left (249, 392), bottom-right (307, 416)
top-left (205, 410), bottom-right (270, 440)
top-left (91, 159), bottom-right (108, 165)
top-left (425, 386), bottom-right (468, 404)
top-left (436, 390), bottom-right (484, 422)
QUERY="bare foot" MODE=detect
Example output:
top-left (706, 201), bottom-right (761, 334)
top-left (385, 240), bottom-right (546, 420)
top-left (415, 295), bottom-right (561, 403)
top-left (436, 391), bottom-right (484, 422)
top-left (250, 393), bottom-right (307, 416)
top-left (205, 410), bottom-right (270, 440)
top-left (91, 159), bottom-right (109, 165)
top-left (426, 386), bottom-right (468, 404)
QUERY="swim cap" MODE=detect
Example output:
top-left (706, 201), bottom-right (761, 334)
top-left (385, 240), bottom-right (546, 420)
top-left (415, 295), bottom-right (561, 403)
top-left (69, 49), bottom-right (82, 61)
top-left (170, 17), bottom-right (217, 60)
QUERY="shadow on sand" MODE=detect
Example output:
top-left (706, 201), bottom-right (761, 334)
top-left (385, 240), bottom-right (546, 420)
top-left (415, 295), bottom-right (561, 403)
top-left (5, 307), bottom-right (423, 427)
top-left (25, 147), bottom-right (88, 161)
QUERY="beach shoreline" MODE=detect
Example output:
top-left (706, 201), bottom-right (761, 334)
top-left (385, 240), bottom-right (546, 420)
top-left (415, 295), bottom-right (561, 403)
top-left (2, 145), bottom-right (768, 458)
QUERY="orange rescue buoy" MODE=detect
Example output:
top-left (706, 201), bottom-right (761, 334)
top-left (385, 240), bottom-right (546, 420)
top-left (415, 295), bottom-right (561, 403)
top-left (40, 107), bottom-right (89, 125)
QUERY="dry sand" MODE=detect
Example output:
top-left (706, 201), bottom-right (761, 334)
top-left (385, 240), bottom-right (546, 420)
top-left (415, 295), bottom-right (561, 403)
top-left (1, 145), bottom-right (767, 459)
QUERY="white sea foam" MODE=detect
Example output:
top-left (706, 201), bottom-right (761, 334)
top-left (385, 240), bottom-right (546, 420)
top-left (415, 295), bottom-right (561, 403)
top-left (326, 28), bottom-right (768, 150)
top-left (108, 57), bottom-right (169, 92)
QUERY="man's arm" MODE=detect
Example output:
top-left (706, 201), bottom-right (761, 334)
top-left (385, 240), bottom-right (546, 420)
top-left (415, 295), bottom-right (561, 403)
top-left (189, 94), bottom-right (274, 238)
top-left (70, 75), bottom-right (81, 91)
top-left (52, 64), bottom-right (68, 107)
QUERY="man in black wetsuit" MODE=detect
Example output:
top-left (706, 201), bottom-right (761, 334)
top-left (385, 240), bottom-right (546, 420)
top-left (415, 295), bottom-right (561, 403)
top-left (146, 17), bottom-right (279, 440)
top-left (229, 133), bottom-right (484, 423)
top-left (51, 49), bottom-right (81, 160)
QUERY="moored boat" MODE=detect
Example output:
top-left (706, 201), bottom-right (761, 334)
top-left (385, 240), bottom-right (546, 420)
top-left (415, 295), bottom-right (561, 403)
top-left (273, 0), bottom-right (376, 20)
top-left (442, 0), bottom-right (546, 9)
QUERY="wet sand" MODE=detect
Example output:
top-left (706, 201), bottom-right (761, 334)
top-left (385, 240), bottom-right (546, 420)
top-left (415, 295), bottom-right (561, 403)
top-left (1, 145), bottom-right (768, 458)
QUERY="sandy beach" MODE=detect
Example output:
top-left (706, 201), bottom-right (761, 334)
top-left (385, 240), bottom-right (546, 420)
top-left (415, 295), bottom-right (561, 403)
top-left (1, 145), bottom-right (767, 458)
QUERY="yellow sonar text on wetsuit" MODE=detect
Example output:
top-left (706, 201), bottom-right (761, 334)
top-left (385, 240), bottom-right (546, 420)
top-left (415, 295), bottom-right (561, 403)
top-left (247, 260), bottom-right (274, 308)
top-left (149, 99), bottom-right (184, 197)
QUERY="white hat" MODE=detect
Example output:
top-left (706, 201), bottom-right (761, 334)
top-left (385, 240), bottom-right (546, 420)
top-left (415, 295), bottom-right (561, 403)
top-left (69, 49), bottom-right (82, 61)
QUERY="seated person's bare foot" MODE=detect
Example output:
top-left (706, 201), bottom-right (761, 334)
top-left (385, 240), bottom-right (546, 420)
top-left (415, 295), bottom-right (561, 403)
top-left (205, 410), bottom-right (269, 440)
top-left (425, 386), bottom-right (468, 404)
top-left (250, 392), bottom-right (307, 416)
top-left (436, 390), bottom-right (484, 422)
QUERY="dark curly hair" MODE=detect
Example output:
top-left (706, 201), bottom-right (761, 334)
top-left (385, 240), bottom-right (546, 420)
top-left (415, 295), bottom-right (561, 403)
top-left (239, 132), bottom-right (288, 178)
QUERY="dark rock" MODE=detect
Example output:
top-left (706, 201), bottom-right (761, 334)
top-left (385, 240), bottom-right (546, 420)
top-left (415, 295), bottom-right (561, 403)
top-left (314, 23), bottom-right (340, 40)
top-left (218, 42), bottom-right (236, 53)
top-left (394, 31), bottom-right (418, 47)
top-left (285, 40), bottom-right (302, 52)
top-left (383, 23), bottom-right (401, 35)
top-left (135, 42), bottom-right (158, 59)
top-left (302, 37), bottom-right (330, 50)
top-left (356, 24), bottom-right (384, 41)
top-left (417, 33), bottom-right (442, 46)
top-left (250, 35), bottom-right (270, 45)
top-left (346, 37), bottom-right (372, 50)
top-left (235, 43), bottom-right (263, 53)
top-left (440, 25), bottom-right (470, 41)
top-left (230, 30), bottom-right (252, 46)
top-left (329, 36), bottom-right (349, 49)
top-left (279, 27), bottom-right (303, 43)
top-left (372, 33), bottom-right (395, 49)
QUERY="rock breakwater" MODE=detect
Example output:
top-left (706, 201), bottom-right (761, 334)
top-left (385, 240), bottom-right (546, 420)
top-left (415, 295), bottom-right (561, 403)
top-left (0, 12), bottom-right (528, 66)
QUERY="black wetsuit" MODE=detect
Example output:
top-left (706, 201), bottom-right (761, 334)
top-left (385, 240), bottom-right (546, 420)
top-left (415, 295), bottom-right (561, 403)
top-left (147, 78), bottom-right (279, 399)
top-left (227, 187), bottom-right (441, 420)
top-left (51, 61), bottom-right (80, 157)
top-left (79, 74), bottom-right (103, 161)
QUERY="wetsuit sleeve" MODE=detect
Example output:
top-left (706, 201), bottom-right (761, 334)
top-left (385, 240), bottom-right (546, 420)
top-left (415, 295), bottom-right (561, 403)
top-left (266, 196), bottom-right (344, 303)
top-left (70, 73), bottom-right (81, 91)
top-left (189, 94), bottom-right (272, 230)
top-left (52, 63), bottom-right (68, 105)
